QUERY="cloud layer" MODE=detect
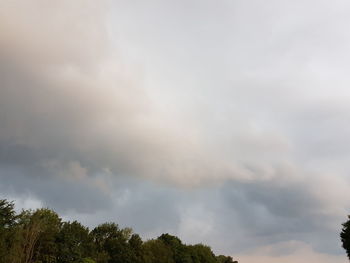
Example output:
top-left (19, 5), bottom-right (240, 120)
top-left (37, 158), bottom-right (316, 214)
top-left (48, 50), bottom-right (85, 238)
top-left (1, 0), bottom-right (350, 262)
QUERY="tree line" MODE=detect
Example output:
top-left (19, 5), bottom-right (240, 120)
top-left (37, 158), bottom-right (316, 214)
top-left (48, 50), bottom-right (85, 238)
top-left (0, 199), bottom-right (237, 263)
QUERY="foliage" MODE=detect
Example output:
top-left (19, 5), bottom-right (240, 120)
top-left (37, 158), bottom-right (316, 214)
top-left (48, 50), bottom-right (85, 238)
top-left (0, 199), bottom-right (19, 263)
top-left (341, 215), bottom-right (350, 259)
top-left (186, 244), bottom-right (218, 263)
top-left (142, 239), bottom-right (175, 263)
top-left (0, 199), bottom-right (238, 263)
top-left (216, 255), bottom-right (238, 263)
top-left (56, 221), bottom-right (93, 263)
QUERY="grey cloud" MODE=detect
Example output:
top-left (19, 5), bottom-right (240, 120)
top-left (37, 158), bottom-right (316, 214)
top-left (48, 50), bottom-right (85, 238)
top-left (192, 180), bottom-right (345, 255)
top-left (1, 0), bottom-right (350, 261)
top-left (0, 164), bottom-right (113, 213)
top-left (55, 176), bottom-right (345, 257)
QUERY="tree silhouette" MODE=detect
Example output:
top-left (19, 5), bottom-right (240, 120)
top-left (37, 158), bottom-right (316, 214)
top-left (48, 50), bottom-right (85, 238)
top-left (341, 215), bottom-right (350, 259)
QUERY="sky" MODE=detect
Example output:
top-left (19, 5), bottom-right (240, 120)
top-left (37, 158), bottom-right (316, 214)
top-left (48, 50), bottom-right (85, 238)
top-left (0, 0), bottom-right (350, 262)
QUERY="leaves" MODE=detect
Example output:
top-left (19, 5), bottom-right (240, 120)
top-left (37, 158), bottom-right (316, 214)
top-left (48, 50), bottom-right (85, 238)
top-left (341, 215), bottom-right (350, 259)
top-left (0, 199), bottom-right (238, 263)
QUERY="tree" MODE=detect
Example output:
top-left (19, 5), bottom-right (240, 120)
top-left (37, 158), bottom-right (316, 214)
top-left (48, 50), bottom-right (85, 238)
top-left (16, 209), bottom-right (43, 263)
top-left (0, 199), bottom-right (238, 263)
top-left (142, 239), bottom-right (175, 263)
top-left (13, 208), bottom-right (62, 263)
top-left (158, 233), bottom-right (192, 263)
top-left (0, 199), bottom-right (17, 228)
top-left (31, 208), bottom-right (61, 263)
top-left (56, 221), bottom-right (94, 263)
top-left (187, 244), bottom-right (217, 263)
top-left (128, 234), bottom-right (143, 263)
top-left (80, 258), bottom-right (97, 263)
top-left (216, 255), bottom-right (238, 263)
top-left (91, 222), bottom-right (134, 263)
top-left (341, 215), bottom-right (350, 259)
top-left (0, 199), bottom-right (19, 263)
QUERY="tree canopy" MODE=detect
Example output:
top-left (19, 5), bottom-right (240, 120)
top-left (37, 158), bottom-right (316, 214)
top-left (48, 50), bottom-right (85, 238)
top-left (0, 199), bottom-right (237, 263)
top-left (341, 215), bottom-right (350, 260)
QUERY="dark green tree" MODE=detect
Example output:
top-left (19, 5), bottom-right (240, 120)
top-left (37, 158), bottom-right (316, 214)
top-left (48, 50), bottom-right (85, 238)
top-left (158, 233), bottom-right (192, 263)
top-left (0, 199), bottom-right (19, 263)
top-left (142, 239), bottom-right (175, 263)
top-left (128, 233), bottom-right (143, 263)
top-left (30, 208), bottom-right (62, 263)
top-left (341, 215), bottom-right (350, 260)
top-left (216, 255), bottom-right (238, 263)
top-left (56, 221), bottom-right (94, 263)
top-left (187, 244), bottom-right (217, 263)
top-left (91, 223), bottom-right (134, 263)
top-left (0, 199), bottom-right (239, 263)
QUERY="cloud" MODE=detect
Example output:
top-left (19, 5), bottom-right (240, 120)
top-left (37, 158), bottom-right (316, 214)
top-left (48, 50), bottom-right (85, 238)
top-left (0, 0), bottom-right (300, 195)
top-left (236, 241), bottom-right (347, 263)
top-left (1, 0), bottom-right (350, 261)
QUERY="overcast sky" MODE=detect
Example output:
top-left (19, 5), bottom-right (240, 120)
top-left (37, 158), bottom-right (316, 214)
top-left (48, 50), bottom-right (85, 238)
top-left (1, 1), bottom-right (350, 262)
